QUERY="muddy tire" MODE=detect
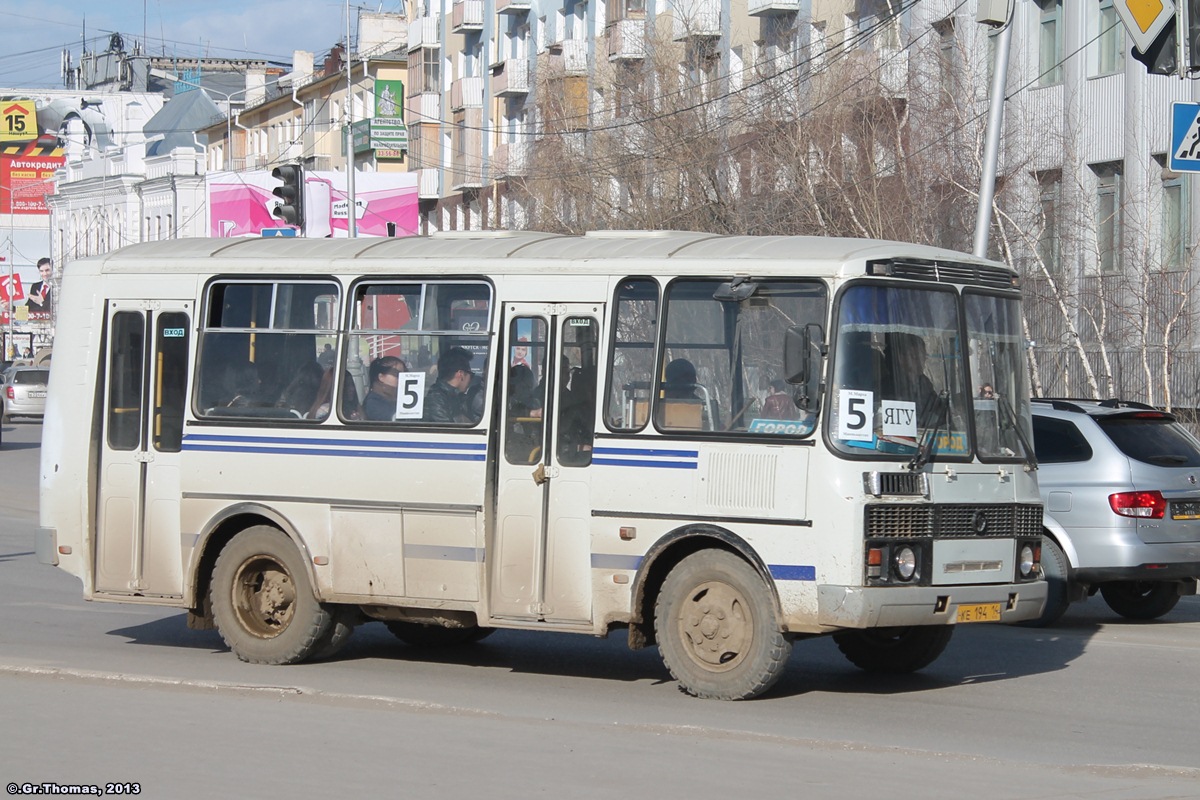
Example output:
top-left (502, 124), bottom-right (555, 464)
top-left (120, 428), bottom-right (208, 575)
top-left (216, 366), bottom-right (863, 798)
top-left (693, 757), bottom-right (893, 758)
top-left (385, 621), bottom-right (494, 646)
top-left (211, 526), bottom-right (333, 664)
top-left (832, 625), bottom-right (954, 673)
top-left (312, 606), bottom-right (362, 660)
top-left (1017, 536), bottom-right (1071, 628)
top-left (1099, 581), bottom-right (1181, 620)
top-left (654, 550), bottom-right (791, 700)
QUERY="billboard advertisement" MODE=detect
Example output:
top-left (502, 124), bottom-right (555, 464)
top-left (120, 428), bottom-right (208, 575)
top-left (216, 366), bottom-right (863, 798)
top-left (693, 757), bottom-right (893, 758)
top-left (207, 169), bottom-right (418, 238)
top-left (1, 97), bottom-right (66, 215)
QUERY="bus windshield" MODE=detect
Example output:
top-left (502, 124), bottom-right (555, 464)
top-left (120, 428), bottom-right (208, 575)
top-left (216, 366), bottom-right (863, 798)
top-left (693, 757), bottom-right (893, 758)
top-left (965, 292), bottom-right (1034, 461)
top-left (828, 284), bottom-right (970, 460)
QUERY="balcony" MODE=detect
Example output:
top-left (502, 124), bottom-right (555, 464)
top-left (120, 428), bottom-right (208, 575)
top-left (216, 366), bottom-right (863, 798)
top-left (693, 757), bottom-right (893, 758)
top-left (672, 0), bottom-right (721, 40)
top-left (418, 167), bottom-right (441, 199)
top-left (496, 0), bottom-right (531, 14)
top-left (878, 48), bottom-right (909, 98)
top-left (492, 140), bottom-right (530, 178)
top-left (409, 91), bottom-right (442, 124)
top-left (451, 0), bottom-right (483, 32)
top-left (451, 76), bottom-right (484, 110)
top-left (606, 19), bottom-right (646, 60)
top-left (408, 15), bottom-right (440, 51)
top-left (451, 125), bottom-right (484, 191)
top-left (747, 0), bottom-right (799, 15)
top-left (562, 38), bottom-right (588, 75)
top-left (492, 59), bottom-right (530, 96)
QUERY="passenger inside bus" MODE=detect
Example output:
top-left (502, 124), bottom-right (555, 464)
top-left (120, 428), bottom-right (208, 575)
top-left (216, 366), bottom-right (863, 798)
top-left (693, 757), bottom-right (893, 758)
top-left (424, 347), bottom-right (475, 423)
top-left (558, 362), bottom-right (597, 465)
top-left (660, 358), bottom-right (718, 430)
top-left (223, 361), bottom-right (264, 408)
top-left (309, 368), bottom-right (362, 420)
top-left (884, 332), bottom-right (936, 414)
top-left (364, 356), bottom-right (407, 420)
top-left (276, 361), bottom-right (324, 417)
top-left (506, 364), bottom-right (543, 463)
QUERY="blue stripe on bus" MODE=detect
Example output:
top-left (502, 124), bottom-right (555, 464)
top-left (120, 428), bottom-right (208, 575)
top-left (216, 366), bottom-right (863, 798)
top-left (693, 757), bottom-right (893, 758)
top-left (592, 458), bottom-right (698, 469)
top-left (183, 433), bottom-right (487, 452)
top-left (591, 446), bottom-right (699, 470)
top-left (591, 553), bottom-right (644, 570)
top-left (769, 564), bottom-right (816, 581)
top-left (182, 443), bottom-right (488, 461)
top-left (592, 447), bottom-right (699, 458)
top-left (404, 544), bottom-right (482, 562)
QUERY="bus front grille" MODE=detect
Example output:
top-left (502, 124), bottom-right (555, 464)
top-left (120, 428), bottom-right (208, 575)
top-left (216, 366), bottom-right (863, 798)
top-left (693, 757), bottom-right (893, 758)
top-left (864, 503), bottom-right (1042, 539)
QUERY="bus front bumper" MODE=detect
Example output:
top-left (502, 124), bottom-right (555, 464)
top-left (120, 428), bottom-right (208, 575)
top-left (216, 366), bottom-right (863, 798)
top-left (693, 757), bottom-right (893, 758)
top-left (813, 580), bottom-right (1047, 630)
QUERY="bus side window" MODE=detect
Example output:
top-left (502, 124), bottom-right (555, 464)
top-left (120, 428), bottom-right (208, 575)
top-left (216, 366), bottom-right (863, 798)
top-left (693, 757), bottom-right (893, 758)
top-left (606, 279), bottom-right (658, 432)
top-left (557, 316), bottom-right (599, 467)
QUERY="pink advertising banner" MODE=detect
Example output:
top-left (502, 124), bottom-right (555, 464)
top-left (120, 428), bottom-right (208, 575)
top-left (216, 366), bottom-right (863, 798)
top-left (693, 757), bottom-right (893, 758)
top-left (206, 170), bottom-right (419, 238)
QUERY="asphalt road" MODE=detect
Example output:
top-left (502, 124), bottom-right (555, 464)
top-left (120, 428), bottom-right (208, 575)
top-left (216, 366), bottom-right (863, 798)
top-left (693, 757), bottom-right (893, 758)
top-left (2, 420), bottom-right (1199, 799)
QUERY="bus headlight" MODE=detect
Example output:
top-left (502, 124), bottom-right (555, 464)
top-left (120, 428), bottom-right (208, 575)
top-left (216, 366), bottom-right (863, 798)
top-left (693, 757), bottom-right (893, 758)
top-left (1019, 544), bottom-right (1036, 578)
top-left (894, 546), bottom-right (918, 581)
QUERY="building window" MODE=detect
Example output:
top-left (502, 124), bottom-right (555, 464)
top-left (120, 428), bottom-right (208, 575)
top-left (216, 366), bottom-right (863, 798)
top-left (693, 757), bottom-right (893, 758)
top-left (933, 16), bottom-right (958, 102)
top-left (1093, 161), bottom-right (1123, 274)
top-left (1037, 169), bottom-right (1061, 273)
top-left (1158, 158), bottom-right (1189, 271)
top-left (1037, 0), bottom-right (1063, 86)
top-left (609, 0), bottom-right (645, 24)
top-left (1095, 0), bottom-right (1125, 76)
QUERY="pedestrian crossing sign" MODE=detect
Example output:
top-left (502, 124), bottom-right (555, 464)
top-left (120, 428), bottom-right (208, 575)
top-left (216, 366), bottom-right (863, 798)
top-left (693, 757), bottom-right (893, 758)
top-left (1170, 102), bottom-right (1200, 173)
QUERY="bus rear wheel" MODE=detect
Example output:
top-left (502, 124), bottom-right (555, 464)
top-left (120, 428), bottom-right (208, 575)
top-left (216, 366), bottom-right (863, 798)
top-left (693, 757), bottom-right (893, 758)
top-left (211, 526), bottom-right (334, 665)
top-left (832, 625), bottom-right (954, 673)
top-left (654, 550), bottom-right (791, 700)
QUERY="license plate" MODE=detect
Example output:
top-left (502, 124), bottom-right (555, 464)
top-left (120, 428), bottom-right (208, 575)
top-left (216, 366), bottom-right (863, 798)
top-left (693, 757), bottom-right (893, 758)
top-left (956, 603), bottom-right (1002, 623)
top-left (1172, 501), bottom-right (1200, 520)
top-left (28, 391), bottom-right (46, 398)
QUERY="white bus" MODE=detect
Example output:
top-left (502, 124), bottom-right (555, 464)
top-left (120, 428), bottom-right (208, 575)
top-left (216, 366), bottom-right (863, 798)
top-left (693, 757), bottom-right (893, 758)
top-left (37, 231), bottom-right (1046, 700)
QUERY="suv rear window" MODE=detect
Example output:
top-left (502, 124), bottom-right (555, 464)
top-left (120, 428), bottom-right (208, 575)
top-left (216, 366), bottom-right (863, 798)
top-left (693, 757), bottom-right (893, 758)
top-left (1032, 416), bottom-right (1093, 463)
top-left (1096, 415), bottom-right (1200, 467)
top-left (12, 370), bottom-right (49, 385)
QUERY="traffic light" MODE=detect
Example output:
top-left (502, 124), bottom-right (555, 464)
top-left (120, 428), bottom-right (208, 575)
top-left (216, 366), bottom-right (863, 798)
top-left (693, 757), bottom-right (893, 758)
top-left (271, 164), bottom-right (304, 229)
top-left (1189, 0), bottom-right (1200, 72)
top-left (1131, 22), bottom-right (1177, 76)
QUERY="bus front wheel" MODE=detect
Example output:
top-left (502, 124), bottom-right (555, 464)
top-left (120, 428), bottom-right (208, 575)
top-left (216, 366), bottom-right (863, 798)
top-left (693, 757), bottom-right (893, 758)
top-left (211, 525), bottom-right (334, 665)
top-left (654, 550), bottom-right (792, 700)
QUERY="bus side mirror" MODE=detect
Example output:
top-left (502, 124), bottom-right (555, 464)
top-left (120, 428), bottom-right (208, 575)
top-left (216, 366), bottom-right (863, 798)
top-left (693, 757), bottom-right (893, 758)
top-left (784, 324), bottom-right (825, 412)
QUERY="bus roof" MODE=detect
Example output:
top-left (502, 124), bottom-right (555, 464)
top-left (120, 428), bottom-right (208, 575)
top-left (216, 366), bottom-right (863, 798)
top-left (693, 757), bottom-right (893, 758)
top-left (74, 231), bottom-right (1010, 279)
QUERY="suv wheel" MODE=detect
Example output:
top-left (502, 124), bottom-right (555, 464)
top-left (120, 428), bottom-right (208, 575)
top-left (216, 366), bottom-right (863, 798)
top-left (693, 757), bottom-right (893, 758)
top-left (1017, 536), bottom-right (1070, 627)
top-left (1099, 581), bottom-right (1181, 620)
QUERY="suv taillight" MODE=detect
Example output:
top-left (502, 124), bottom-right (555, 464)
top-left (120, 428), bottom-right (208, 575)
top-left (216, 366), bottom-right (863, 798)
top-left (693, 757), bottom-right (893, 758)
top-left (1109, 490), bottom-right (1167, 519)
top-left (5, 386), bottom-right (12, 399)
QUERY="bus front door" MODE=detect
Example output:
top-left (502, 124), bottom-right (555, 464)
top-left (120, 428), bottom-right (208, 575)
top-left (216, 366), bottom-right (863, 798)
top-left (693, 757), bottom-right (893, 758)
top-left (94, 301), bottom-right (191, 597)
top-left (491, 304), bottom-right (602, 624)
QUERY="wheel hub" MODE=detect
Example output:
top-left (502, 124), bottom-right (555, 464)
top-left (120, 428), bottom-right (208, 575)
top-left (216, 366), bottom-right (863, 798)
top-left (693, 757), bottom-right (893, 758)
top-left (233, 557), bottom-right (296, 639)
top-left (679, 581), bottom-right (751, 672)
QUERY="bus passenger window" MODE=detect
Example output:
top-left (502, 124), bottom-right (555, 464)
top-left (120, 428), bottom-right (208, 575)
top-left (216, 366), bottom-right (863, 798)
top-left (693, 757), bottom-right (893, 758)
top-left (606, 279), bottom-right (658, 431)
top-left (557, 316), bottom-right (598, 467)
top-left (347, 281), bottom-right (493, 425)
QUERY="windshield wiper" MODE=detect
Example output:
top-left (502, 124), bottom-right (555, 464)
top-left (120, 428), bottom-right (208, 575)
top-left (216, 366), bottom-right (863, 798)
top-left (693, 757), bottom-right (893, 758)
top-left (996, 394), bottom-right (1038, 471)
top-left (908, 390), bottom-right (949, 472)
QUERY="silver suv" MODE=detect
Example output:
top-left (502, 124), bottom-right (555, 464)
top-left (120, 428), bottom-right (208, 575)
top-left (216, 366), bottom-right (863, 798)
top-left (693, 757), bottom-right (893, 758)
top-left (1029, 399), bottom-right (1200, 625)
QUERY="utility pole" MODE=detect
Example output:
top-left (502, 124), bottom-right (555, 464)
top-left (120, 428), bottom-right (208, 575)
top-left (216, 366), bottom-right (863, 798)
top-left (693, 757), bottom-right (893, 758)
top-left (345, 0), bottom-right (358, 238)
top-left (973, 1), bottom-right (1014, 259)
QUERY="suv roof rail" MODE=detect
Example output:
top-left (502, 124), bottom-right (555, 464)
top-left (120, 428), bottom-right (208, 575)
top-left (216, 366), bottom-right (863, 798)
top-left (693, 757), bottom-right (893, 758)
top-left (1031, 397), bottom-right (1159, 413)
top-left (1031, 397), bottom-right (1089, 413)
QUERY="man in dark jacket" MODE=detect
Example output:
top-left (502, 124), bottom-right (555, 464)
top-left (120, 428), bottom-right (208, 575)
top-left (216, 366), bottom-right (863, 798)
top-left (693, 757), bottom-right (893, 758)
top-left (424, 347), bottom-right (476, 423)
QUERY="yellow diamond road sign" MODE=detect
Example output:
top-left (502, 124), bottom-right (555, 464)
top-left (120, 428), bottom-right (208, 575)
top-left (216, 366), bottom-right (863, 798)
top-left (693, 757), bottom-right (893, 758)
top-left (1115, 0), bottom-right (1176, 52)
